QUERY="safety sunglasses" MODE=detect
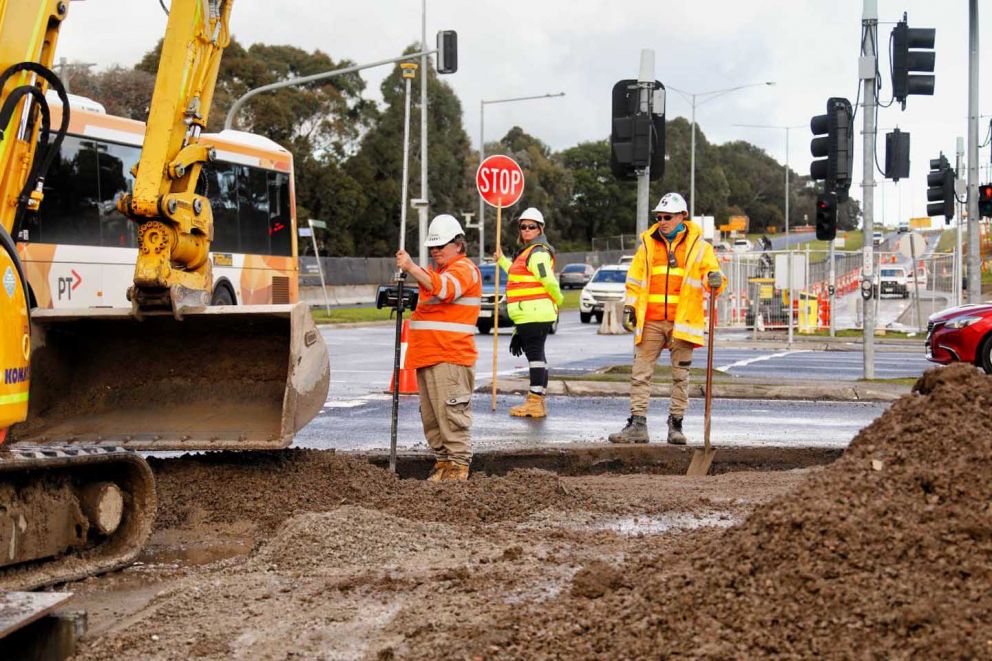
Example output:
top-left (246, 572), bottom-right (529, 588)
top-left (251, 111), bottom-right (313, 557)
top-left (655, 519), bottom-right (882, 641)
top-left (656, 214), bottom-right (677, 221)
top-left (519, 224), bottom-right (540, 231)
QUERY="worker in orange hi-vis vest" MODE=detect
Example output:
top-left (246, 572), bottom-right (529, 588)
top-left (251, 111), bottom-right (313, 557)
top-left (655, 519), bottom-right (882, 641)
top-left (494, 207), bottom-right (564, 418)
top-left (608, 192), bottom-right (726, 446)
top-left (396, 214), bottom-right (482, 482)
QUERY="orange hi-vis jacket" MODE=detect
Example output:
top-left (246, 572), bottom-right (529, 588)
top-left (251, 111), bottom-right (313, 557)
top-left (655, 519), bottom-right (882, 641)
top-left (506, 244), bottom-right (555, 304)
top-left (625, 220), bottom-right (726, 347)
top-left (407, 254), bottom-right (482, 370)
top-left (645, 230), bottom-right (690, 322)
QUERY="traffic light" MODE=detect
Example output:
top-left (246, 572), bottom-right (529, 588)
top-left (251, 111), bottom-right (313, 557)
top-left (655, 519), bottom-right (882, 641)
top-left (891, 15), bottom-right (935, 109)
top-left (884, 129), bottom-right (910, 181)
top-left (979, 184), bottom-right (992, 218)
top-left (609, 79), bottom-right (665, 181)
top-left (810, 97), bottom-right (854, 197)
top-left (815, 191), bottom-right (838, 241)
top-left (926, 154), bottom-right (955, 222)
top-left (436, 30), bottom-right (458, 74)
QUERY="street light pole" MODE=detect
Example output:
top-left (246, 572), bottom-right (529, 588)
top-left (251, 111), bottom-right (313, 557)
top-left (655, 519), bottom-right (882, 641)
top-left (478, 91), bottom-right (565, 259)
top-left (668, 82), bottom-right (775, 220)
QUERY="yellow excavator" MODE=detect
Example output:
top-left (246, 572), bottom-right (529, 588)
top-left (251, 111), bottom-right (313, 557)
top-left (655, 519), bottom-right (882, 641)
top-left (0, 0), bottom-right (329, 590)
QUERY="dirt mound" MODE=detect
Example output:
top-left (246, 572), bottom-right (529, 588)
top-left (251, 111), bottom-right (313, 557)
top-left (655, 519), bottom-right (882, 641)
top-left (477, 364), bottom-right (992, 658)
top-left (151, 450), bottom-right (585, 534)
top-left (248, 506), bottom-right (492, 573)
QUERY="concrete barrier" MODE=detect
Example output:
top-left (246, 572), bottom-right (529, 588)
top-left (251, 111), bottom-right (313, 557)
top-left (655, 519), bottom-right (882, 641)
top-left (299, 284), bottom-right (378, 307)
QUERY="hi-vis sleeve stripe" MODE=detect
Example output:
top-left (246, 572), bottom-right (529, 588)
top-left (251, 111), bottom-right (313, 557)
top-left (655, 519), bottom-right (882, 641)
top-left (441, 272), bottom-right (463, 299)
top-left (684, 277), bottom-right (702, 289)
top-left (625, 295), bottom-right (638, 305)
top-left (409, 320), bottom-right (477, 334)
top-left (626, 277), bottom-right (645, 288)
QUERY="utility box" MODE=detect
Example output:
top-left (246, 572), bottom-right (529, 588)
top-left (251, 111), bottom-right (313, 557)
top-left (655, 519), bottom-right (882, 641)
top-left (696, 216), bottom-right (715, 241)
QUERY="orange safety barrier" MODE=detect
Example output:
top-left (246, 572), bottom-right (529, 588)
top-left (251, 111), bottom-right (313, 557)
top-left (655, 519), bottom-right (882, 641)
top-left (818, 293), bottom-right (831, 328)
top-left (388, 318), bottom-right (419, 395)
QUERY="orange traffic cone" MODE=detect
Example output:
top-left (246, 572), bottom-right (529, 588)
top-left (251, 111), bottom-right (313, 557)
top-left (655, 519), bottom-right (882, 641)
top-left (388, 318), bottom-right (419, 394)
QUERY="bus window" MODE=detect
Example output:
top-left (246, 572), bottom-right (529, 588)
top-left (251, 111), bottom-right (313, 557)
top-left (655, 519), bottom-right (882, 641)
top-left (238, 165), bottom-right (270, 256)
top-left (34, 135), bottom-right (101, 246)
top-left (203, 161), bottom-right (240, 252)
top-left (96, 141), bottom-right (140, 248)
top-left (268, 171), bottom-right (292, 257)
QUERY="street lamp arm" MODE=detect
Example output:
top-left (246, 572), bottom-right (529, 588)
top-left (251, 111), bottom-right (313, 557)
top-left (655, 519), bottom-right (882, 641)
top-left (482, 91), bottom-right (566, 107)
top-left (224, 49), bottom-right (436, 130)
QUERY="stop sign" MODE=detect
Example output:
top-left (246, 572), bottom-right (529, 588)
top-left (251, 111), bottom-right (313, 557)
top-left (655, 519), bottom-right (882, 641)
top-left (476, 155), bottom-right (525, 208)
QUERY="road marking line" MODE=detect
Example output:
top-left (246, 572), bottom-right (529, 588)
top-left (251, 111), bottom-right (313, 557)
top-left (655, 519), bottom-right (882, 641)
top-left (717, 350), bottom-right (811, 372)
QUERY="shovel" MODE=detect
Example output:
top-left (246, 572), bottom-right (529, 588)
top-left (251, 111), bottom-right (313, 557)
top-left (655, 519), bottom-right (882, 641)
top-left (687, 289), bottom-right (717, 476)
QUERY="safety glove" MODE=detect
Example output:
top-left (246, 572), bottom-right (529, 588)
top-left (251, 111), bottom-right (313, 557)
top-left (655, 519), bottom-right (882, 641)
top-left (622, 306), bottom-right (637, 333)
top-left (707, 271), bottom-right (724, 290)
top-left (509, 330), bottom-right (523, 357)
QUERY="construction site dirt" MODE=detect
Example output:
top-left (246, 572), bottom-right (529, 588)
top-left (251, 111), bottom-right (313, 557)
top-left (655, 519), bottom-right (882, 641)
top-left (64, 363), bottom-right (990, 659)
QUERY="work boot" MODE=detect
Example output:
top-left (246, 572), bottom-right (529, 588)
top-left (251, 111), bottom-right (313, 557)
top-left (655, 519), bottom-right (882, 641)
top-left (443, 463), bottom-right (469, 481)
top-left (509, 393), bottom-right (547, 418)
top-left (608, 415), bottom-right (649, 444)
top-left (427, 460), bottom-right (452, 482)
top-left (667, 415), bottom-right (687, 445)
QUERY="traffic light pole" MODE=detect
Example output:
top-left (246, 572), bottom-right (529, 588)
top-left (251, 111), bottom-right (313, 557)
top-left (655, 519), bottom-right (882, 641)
top-left (956, 137), bottom-right (965, 306)
top-left (636, 50), bottom-right (655, 236)
top-left (967, 0), bottom-right (981, 303)
top-left (860, 0), bottom-right (877, 379)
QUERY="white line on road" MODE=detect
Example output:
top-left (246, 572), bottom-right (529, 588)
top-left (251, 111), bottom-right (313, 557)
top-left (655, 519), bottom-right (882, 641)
top-left (717, 350), bottom-right (811, 372)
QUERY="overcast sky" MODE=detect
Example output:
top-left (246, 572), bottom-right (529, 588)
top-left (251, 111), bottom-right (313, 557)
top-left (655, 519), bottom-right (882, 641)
top-left (57, 1), bottom-right (991, 229)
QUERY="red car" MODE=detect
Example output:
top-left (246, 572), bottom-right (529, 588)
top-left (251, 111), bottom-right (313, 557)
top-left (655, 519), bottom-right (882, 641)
top-left (925, 304), bottom-right (992, 373)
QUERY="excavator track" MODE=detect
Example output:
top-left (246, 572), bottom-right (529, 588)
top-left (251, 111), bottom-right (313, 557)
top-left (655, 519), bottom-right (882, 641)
top-left (0, 446), bottom-right (155, 591)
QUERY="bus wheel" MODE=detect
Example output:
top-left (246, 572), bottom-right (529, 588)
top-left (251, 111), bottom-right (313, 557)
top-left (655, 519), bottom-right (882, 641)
top-left (211, 286), bottom-right (235, 306)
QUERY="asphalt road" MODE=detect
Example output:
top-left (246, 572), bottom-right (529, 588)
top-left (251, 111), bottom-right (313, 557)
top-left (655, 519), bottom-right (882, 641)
top-left (298, 312), bottom-right (929, 453)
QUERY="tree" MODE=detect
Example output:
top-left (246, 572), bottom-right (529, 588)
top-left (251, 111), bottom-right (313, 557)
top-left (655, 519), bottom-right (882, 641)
top-left (558, 140), bottom-right (638, 246)
top-left (345, 46), bottom-right (473, 257)
top-left (69, 66), bottom-right (155, 121)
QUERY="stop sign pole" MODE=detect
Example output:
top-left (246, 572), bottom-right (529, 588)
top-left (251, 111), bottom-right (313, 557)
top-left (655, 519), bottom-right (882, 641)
top-left (476, 155), bottom-right (525, 410)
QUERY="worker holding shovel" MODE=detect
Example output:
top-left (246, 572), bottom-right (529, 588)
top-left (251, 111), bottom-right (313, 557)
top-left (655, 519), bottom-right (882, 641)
top-left (608, 192), bottom-right (725, 446)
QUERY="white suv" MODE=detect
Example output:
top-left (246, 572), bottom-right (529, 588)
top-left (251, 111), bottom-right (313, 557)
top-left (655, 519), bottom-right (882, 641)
top-left (579, 264), bottom-right (629, 324)
top-left (878, 266), bottom-right (909, 298)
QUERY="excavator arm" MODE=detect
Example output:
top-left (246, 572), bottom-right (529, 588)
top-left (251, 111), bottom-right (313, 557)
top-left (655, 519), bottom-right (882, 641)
top-left (0, 0), bottom-right (329, 593)
top-left (118, 0), bottom-right (233, 314)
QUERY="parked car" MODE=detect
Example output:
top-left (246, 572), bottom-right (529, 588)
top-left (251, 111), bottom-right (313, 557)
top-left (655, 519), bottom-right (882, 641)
top-left (878, 266), bottom-right (910, 298)
top-left (618, 254), bottom-right (635, 265)
top-left (713, 240), bottom-right (732, 253)
top-left (732, 238), bottom-right (752, 253)
top-left (872, 231), bottom-right (884, 245)
top-left (558, 263), bottom-right (595, 289)
top-left (477, 262), bottom-right (558, 334)
top-left (579, 264), bottom-right (629, 324)
top-left (926, 303), bottom-right (992, 373)
top-left (897, 222), bottom-right (910, 233)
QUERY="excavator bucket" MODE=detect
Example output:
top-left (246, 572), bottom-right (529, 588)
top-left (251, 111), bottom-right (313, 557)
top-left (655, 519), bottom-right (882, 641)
top-left (12, 303), bottom-right (330, 450)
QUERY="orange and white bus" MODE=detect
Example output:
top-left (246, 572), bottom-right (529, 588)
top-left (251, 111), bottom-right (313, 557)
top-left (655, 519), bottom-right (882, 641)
top-left (14, 95), bottom-right (299, 308)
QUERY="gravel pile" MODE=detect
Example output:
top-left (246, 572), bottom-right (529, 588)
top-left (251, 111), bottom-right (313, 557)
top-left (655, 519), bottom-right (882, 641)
top-left (482, 364), bottom-right (992, 658)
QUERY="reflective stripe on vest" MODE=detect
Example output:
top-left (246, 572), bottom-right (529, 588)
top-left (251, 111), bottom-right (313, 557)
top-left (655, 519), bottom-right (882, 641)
top-left (506, 245), bottom-right (554, 304)
top-left (645, 238), bottom-right (686, 321)
top-left (409, 320), bottom-right (478, 334)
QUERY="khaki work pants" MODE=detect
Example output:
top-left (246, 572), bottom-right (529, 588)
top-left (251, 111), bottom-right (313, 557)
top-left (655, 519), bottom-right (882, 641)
top-left (416, 362), bottom-right (475, 466)
top-left (630, 320), bottom-right (695, 418)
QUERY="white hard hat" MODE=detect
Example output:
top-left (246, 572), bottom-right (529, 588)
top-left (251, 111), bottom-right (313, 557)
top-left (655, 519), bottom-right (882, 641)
top-left (425, 214), bottom-right (465, 247)
top-left (654, 192), bottom-right (688, 214)
top-left (519, 207), bottom-right (545, 226)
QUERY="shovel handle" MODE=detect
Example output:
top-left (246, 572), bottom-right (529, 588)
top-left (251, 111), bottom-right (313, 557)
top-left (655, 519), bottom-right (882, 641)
top-left (703, 289), bottom-right (716, 451)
